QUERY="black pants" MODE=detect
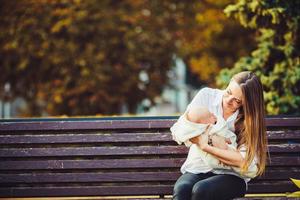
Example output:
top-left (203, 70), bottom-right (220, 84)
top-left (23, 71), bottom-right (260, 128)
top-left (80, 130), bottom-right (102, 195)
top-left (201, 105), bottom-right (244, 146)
top-left (173, 172), bottom-right (246, 200)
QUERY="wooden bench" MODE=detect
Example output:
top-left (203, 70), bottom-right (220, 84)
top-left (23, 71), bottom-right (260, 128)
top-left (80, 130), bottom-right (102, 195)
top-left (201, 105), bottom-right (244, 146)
top-left (0, 117), bottom-right (299, 199)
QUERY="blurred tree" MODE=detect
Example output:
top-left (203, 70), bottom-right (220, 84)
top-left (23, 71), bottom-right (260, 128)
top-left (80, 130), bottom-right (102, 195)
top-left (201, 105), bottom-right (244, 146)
top-left (0, 0), bottom-right (196, 116)
top-left (0, 0), bottom-right (257, 116)
top-left (181, 0), bottom-right (255, 85)
top-left (217, 0), bottom-right (300, 115)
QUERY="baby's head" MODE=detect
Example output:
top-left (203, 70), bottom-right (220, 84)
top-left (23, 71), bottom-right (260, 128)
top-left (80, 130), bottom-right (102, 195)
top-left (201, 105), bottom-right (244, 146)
top-left (187, 106), bottom-right (217, 124)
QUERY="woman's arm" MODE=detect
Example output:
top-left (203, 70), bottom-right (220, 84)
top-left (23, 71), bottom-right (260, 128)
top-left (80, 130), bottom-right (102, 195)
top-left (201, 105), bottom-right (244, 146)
top-left (197, 132), bottom-right (245, 168)
top-left (202, 144), bottom-right (244, 168)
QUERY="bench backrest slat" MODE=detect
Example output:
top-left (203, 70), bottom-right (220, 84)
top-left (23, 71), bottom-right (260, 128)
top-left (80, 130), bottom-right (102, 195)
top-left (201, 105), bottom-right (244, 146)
top-left (0, 132), bottom-right (173, 144)
top-left (0, 158), bottom-right (185, 170)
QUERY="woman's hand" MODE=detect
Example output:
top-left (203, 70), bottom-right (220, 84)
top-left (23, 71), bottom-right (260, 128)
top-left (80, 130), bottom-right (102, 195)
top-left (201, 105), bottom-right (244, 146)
top-left (190, 136), bottom-right (200, 144)
top-left (190, 133), bottom-right (209, 151)
top-left (211, 135), bottom-right (231, 150)
top-left (198, 132), bottom-right (209, 150)
top-left (194, 124), bottom-right (212, 151)
top-left (189, 124), bottom-right (211, 144)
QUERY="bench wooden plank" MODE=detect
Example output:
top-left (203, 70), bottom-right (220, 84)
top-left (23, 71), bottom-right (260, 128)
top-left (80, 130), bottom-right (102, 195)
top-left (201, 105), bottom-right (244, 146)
top-left (267, 156), bottom-right (300, 166)
top-left (0, 185), bottom-right (172, 197)
top-left (1, 130), bottom-right (299, 145)
top-left (0, 169), bottom-right (299, 184)
top-left (0, 120), bottom-right (177, 131)
top-left (0, 156), bottom-right (298, 170)
top-left (0, 181), bottom-right (298, 197)
top-left (0, 146), bottom-right (187, 157)
top-left (0, 144), bottom-right (299, 158)
top-left (247, 181), bottom-right (299, 193)
top-left (267, 130), bottom-right (300, 140)
top-left (0, 132), bottom-right (173, 144)
top-left (265, 118), bottom-right (300, 127)
top-left (0, 159), bottom-right (185, 170)
top-left (0, 172), bottom-right (180, 183)
top-left (267, 144), bottom-right (300, 153)
top-left (256, 169), bottom-right (300, 180)
top-left (0, 118), bottom-right (299, 131)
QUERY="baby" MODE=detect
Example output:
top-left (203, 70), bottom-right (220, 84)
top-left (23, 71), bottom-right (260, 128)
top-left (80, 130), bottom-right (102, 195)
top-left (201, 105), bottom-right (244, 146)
top-left (187, 107), bottom-right (217, 125)
top-left (170, 106), bottom-right (258, 178)
top-left (171, 106), bottom-right (237, 169)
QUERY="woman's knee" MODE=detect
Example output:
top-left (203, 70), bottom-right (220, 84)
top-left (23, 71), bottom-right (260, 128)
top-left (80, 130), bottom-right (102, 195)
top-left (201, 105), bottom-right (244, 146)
top-left (173, 181), bottom-right (193, 195)
top-left (192, 175), bottom-right (246, 200)
top-left (173, 172), bottom-right (204, 199)
top-left (191, 182), bottom-right (211, 200)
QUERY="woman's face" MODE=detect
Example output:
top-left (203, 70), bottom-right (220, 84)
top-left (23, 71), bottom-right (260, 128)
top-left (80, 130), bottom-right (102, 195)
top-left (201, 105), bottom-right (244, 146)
top-left (223, 80), bottom-right (243, 113)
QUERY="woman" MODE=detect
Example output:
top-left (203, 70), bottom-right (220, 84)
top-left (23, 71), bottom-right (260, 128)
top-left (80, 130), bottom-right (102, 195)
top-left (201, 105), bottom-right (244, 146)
top-left (172, 71), bottom-right (268, 200)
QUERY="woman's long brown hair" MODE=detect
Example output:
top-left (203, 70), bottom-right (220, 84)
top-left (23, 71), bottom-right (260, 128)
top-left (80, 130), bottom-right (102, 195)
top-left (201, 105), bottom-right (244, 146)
top-left (233, 71), bottom-right (268, 176)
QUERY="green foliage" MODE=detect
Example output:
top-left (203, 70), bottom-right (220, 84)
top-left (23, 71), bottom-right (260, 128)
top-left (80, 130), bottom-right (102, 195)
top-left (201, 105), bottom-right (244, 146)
top-left (218, 0), bottom-right (300, 115)
top-left (0, 0), bottom-right (197, 116)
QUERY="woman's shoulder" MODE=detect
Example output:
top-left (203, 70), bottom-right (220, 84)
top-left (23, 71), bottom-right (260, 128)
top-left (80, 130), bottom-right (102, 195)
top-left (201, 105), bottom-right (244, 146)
top-left (197, 87), bottom-right (223, 97)
top-left (188, 87), bottom-right (223, 109)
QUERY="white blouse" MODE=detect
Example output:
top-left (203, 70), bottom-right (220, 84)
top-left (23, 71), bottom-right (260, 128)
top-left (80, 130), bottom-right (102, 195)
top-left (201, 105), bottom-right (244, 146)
top-left (177, 87), bottom-right (257, 184)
